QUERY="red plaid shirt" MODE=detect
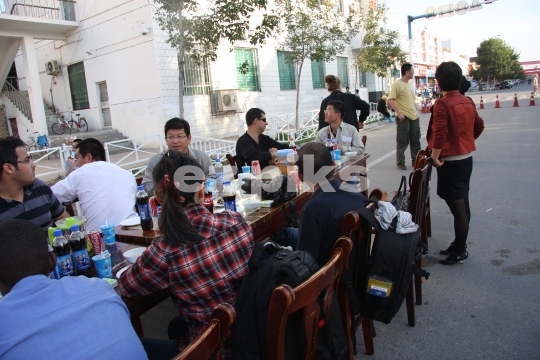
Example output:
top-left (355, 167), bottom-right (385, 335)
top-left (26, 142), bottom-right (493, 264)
top-left (118, 204), bottom-right (253, 351)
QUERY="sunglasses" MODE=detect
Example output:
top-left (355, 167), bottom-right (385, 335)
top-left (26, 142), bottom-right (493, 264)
top-left (258, 118), bottom-right (267, 122)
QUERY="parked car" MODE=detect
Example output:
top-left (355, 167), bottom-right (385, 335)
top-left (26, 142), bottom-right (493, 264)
top-left (501, 80), bottom-right (513, 89)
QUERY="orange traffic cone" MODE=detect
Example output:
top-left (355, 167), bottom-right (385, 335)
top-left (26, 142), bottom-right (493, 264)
top-left (513, 93), bottom-right (519, 107)
top-left (530, 92), bottom-right (536, 106)
top-left (495, 95), bottom-right (501, 108)
top-left (479, 96), bottom-right (485, 109)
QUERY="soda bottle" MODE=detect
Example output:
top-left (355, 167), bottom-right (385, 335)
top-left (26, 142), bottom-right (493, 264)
top-left (136, 185), bottom-right (154, 231)
top-left (326, 138), bottom-right (334, 153)
top-left (204, 181), bottom-right (214, 213)
top-left (48, 243), bottom-right (60, 279)
top-left (215, 158), bottom-right (224, 196)
top-left (69, 225), bottom-right (92, 277)
top-left (52, 229), bottom-right (75, 278)
top-left (289, 137), bottom-right (297, 152)
top-left (222, 180), bottom-right (237, 212)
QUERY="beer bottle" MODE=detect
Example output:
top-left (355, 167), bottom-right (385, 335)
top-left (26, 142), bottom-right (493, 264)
top-left (136, 185), bottom-right (154, 231)
top-left (69, 225), bottom-right (93, 277)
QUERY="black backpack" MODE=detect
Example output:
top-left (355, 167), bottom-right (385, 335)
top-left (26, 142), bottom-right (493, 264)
top-left (232, 241), bottom-right (348, 360)
top-left (343, 200), bottom-right (429, 326)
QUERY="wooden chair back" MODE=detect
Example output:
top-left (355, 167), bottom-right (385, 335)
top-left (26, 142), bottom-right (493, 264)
top-left (173, 303), bottom-right (236, 360)
top-left (361, 135), bottom-right (367, 147)
top-left (226, 154), bottom-right (238, 179)
top-left (266, 237), bottom-right (353, 360)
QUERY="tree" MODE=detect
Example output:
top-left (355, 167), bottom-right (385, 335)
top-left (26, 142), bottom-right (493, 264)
top-left (355, 6), bottom-right (406, 82)
top-left (274, 0), bottom-right (360, 131)
top-left (153, 0), bottom-right (278, 117)
top-left (475, 38), bottom-right (520, 84)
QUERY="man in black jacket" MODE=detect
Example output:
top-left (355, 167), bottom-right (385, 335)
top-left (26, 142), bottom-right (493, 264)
top-left (318, 75), bottom-right (370, 130)
top-left (235, 108), bottom-right (289, 173)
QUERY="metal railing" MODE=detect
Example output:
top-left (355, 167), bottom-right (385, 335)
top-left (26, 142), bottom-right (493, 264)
top-left (1, 81), bottom-right (33, 122)
top-left (190, 135), bottom-right (236, 161)
top-left (2, 0), bottom-right (77, 21)
top-left (30, 146), bottom-right (65, 177)
top-left (104, 134), bottom-right (163, 169)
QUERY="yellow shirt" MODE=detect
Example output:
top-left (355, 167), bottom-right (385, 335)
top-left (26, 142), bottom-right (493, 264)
top-left (388, 79), bottom-right (418, 120)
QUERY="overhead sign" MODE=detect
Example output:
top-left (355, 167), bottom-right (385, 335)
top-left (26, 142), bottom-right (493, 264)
top-left (424, 0), bottom-right (494, 18)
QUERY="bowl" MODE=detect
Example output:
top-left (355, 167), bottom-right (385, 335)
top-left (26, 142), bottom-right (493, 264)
top-left (243, 199), bottom-right (261, 211)
top-left (345, 151), bottom-right (357, 158)
top-left (123, 247), bottom-right (146, 264)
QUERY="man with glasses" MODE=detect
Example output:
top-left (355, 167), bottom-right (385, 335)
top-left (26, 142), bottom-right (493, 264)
top-left (235, 108), bottom-right (289, 172)
top-left (142, 118), bottom-right (213, 195)
top-left (0, 137), bottom-right (69, 229)
top-left (315, 100), bottom-right (365, 154)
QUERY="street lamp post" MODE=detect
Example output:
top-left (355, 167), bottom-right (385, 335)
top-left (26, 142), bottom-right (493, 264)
top-left (407, 0), bottom-right (499, 91)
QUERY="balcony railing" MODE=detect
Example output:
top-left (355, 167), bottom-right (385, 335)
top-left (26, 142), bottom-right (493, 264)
top-left (1, 0), bottom-right (76, 21)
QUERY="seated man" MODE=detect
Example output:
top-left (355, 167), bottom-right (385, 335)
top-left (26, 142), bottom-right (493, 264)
top-left (316, 100), bottom-right (365, 154)
top-left (64, 138), bottom-right (81, 176)
top-left (52, 138), bottom-right (137, 231)
top-left (0, 136), bottom-right (69, 229)
top-left (142, 118), bottom-right (213, 195)
top-left (235, 108), bottom-right (289, 173)
top-left (0, 219), bottom-right (147, 360)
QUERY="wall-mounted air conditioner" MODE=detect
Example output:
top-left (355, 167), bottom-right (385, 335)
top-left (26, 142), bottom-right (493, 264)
top-left (45, 61), bottom-right (60, 75)
top-left (215, 90), bottom-right (238, 111)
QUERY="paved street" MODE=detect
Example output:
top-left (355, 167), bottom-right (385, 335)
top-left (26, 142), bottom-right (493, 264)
top-left (122, 85), bottom-right (540, 359)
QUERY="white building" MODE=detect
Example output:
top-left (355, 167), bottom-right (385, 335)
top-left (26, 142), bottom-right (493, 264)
top-left (441, 39), bottom-right (469, 76)
top-left (0, 0), bottom-right (374, 143)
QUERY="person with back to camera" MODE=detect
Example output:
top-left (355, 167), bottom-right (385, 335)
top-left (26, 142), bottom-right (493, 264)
top-left (377, 94), bottom-right (394, 123)
top-left (118, 150), bottom-right (254, 359)
top-left (427, 61), bottom-right (484, 265)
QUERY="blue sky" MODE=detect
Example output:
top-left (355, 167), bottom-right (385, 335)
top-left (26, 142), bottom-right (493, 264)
top-left (384, 0), bottom-right (540, 62)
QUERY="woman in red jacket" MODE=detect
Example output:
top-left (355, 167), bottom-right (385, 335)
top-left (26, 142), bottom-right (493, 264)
top-left (427, 62), bottom-right (485, 265)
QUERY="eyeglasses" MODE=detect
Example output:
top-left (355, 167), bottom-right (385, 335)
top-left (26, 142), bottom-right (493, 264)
top-left (8, 156), bottom-right (32, 164)
top-left (258, 118), bottom-right (267, 122)
top-left (166, 135), bottom-right (188, 140)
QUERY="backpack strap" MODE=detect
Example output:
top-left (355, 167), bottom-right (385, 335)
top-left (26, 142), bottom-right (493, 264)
top-left (355, 206), bottom-right (381, 233)
top-left (248, 241), bottom-right (282, 270)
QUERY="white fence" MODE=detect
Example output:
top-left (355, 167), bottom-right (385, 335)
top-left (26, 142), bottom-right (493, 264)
top-left (30, 146), bottom-right (66, 177)
top-left (104, 134), bottom-right (164, 170)
top-left (190, 135), bottom-right (236, 161)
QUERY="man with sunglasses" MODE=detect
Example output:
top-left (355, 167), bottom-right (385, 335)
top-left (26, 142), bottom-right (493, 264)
top-left (235, 108), bottom-right (289, 173)
top-left (0, 137), bottom-right (69, 230)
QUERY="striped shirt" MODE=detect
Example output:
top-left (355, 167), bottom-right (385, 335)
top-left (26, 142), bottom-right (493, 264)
top-left (0, 179), bottom-right (64, 230)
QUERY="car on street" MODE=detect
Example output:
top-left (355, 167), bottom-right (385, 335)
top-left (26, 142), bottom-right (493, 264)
top-left (501, 80), bottom-right (513, 89)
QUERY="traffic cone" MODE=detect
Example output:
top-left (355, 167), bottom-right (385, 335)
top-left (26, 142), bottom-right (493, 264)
top-left (530, 92), bottom-right (536, 106)
top-left (479, 96), bottom-right (485, 109)
top-left (513, 93), bottom-right (519, 107)
top-left (495, 95), bottom-right (501, 108)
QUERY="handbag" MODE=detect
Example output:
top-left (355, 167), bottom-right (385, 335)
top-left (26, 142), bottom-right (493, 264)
top-left (391, 175), bottom-right (410, 211)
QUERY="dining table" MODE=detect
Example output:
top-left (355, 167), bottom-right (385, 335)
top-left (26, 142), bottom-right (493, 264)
top-left (114, 152), bottom-right (370, 336)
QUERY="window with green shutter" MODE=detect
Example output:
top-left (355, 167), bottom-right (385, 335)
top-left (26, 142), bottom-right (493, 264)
top-left (235, 48), bottom-right (260, 91)
top-left (277, 51), bottom-right (296, 90)
top-left (67, 62), bottom-right (89, 110)
top-left (337, 57), bottom-right (349, 88)
top-left (311, 59), bottom-right (325, 89)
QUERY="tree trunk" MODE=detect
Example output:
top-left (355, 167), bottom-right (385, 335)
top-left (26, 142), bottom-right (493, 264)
top-left (295, 60), bottom-right (304, 135)
top-left (177, 0), bottom-right (185, 118)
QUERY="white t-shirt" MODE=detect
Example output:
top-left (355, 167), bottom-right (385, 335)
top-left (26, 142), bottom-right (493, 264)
top-left (52, 161), bottom-right (137, 231)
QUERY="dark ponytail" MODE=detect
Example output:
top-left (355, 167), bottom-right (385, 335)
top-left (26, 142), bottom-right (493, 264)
top-left (152, 150), bottom-right (205, 246)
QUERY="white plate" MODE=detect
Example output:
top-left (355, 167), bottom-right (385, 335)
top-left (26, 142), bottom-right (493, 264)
top-left (116, 266), bottom-right (130, 279)
top-left (120, 217), bottom-right (140, 227)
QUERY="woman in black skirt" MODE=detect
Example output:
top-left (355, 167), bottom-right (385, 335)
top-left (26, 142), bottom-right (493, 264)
top-left (427, 62), bottom-right (485, 265)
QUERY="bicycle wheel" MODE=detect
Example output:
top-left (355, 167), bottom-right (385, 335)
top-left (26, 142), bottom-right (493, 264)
top-left (27, 145), bottom-right (37, 158)
top-left (68, 121), bottom-right (78, 132)
top-left (79, 118), bottom-right (88, 132)
top-left (52, 123), bottom-right (65, 135)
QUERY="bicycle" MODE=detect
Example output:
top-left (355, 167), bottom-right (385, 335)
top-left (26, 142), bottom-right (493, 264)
top-left (52, 110), bottom-right (72, 135)
top-left (26, 132), bottom-right (51, 160)
top-left (66, 109), bottom-right (88, 133)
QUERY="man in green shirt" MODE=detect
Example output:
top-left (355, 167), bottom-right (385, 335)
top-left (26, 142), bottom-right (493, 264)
top-left (387, 63), bottom-right (421, 170)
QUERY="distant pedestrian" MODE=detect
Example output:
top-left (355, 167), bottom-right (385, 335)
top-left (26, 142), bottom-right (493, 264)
top-left (345, 86), bottom-right (351, 94)
top-left (387, 63), bottom-right (421, 170)
top-left (355, 89), bottom-right (360, 97)
top-left (377, 95), bottom-right (393, 123)
top-left (533, 74), bottom-right (538, 94)
top-left (427, 61), bottom-right (484, 265)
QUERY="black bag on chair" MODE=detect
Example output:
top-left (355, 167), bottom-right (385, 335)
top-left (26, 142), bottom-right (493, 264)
top-left (391, 175), bottom-right (410, 211)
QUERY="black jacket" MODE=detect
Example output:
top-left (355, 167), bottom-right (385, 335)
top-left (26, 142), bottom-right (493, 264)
top-left (318, 91), bottom-right (370, 130)
top-left (377, 98), bottom-right (391, 117)
top-left (235, 132), bottom-right (288, 173)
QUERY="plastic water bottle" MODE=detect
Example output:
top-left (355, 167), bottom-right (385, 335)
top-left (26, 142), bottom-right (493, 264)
top-left (215, 158), bottom-right (224, 196)
top-left (52, 229), bottom-right (75, 278)
top-left (69, 225), bottom-right (92, 277)
top-left (137, 185), bottom-right (154, 231)
top-left (222, 180), bottom-right (237, 211)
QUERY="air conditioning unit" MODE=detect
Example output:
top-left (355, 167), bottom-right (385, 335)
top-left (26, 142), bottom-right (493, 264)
top-left (45, 60), bottom-right (60, 75)
top-left (215, 90), bottom-right (238, 112)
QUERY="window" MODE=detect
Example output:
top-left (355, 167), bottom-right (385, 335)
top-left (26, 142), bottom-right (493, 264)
top-left (311, 59), bottom-right (325, 89)
top-left (277, 51), bottom-right (296, 90)
top-left (183, 54), bottom-right (211, 96)
top-left (67, 62), bottom-right (89, 110)
top-left (337, 56), bottom-right (349, 87)
top-left (235, 48), bottom-right (260, 91)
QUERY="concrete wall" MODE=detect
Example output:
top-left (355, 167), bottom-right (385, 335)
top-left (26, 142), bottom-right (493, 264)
top-left (0, 104), bottom-right (9, 138)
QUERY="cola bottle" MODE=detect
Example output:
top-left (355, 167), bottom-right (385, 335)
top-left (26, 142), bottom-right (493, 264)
top-left (69, 225), bottom-right (93, 277)
top-left (204, 181), bottom-right (214, 213)
top-left (137, 185), bottom-right (154, 231)
top-left (52, 229), bottom-right (75, 278)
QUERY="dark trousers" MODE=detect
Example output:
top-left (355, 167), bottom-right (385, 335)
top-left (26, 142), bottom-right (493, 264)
top-left (396, 116), bottom-right (421, 166)
top-left (140, 316), bottom-right (188, 360)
